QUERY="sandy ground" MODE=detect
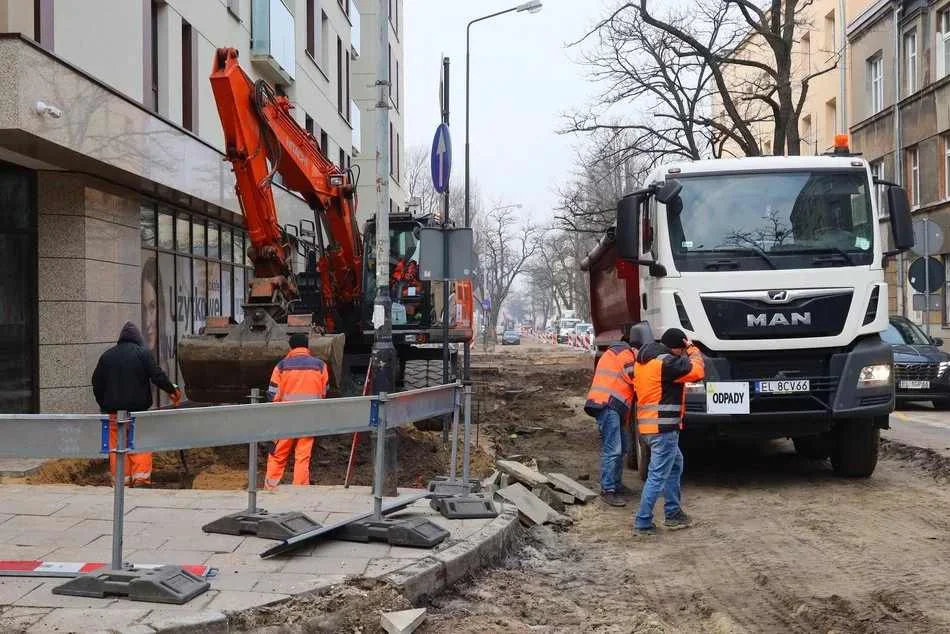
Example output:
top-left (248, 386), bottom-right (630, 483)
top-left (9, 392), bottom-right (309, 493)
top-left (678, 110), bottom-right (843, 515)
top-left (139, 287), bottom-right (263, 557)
top-left (421, 342), bottom-right (950, 633)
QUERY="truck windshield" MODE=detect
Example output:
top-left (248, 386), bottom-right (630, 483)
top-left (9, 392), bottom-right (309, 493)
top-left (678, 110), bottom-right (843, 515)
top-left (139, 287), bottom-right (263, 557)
top-left (667, 169), bottom-right (874, 271)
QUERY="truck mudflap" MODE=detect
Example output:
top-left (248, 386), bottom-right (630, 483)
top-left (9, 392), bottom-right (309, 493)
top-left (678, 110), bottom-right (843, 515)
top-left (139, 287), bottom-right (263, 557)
top-left (684, 336), bottom-right (894, 432)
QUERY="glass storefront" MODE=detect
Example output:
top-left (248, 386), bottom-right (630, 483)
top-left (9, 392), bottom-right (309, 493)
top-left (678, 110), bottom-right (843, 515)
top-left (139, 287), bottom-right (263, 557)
top-left (0, 168), bottom-right (36, 412)
top-left (140, 202), bottom-right (252, 404)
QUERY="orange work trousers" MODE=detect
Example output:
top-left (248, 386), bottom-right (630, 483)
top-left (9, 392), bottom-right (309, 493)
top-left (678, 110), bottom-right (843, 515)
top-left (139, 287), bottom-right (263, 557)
top-left (107, 413), bottom-right (152, 486)
top-left (265, 437), bottom-right (314, 489)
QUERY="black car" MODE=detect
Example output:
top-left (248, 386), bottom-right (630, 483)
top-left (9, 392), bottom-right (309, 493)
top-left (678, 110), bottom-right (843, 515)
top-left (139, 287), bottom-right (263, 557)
top-left (882, 316), bottom-right (950, 409)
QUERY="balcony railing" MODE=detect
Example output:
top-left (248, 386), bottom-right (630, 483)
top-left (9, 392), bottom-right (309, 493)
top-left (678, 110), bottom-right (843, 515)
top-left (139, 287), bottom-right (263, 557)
top-left (351, 99), bottom-right (361, 154)
top-left (250, 0), bottom-right (296, 85)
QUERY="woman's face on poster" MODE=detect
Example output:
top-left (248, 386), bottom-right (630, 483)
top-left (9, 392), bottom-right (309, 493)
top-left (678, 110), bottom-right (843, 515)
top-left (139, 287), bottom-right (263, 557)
top-left (142, 277), bottom-right (158, 352)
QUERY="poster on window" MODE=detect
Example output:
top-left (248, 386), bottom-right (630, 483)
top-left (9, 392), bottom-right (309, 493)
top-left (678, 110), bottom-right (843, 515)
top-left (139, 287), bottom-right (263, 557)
top-left (175, 255), bottom-right (193, 389)
top-left (208, 261), bottom-right (222, 318)
top-left (222, 263), bottom-right (232, 321)
top-left (158, 252), bottom-right (176, 406)
top-left (234, 267), bottom-right (245, 323)
top-left (193, 260), bottom-right (207, 334)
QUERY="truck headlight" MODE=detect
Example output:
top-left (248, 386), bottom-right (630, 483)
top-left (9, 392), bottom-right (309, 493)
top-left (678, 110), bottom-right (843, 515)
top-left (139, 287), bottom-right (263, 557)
top-left (857, 364), bottom-right (891, 387)
top-left (685, 382), bottom-right (705, 395)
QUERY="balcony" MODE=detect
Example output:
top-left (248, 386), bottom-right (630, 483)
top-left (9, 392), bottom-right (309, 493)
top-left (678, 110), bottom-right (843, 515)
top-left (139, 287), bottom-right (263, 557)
top-left (351, 99), bottom-right (361, 154)
top-left (250, 0), bottom-right (296, 85)
top-left (349, 0), bottom-right (361, 58)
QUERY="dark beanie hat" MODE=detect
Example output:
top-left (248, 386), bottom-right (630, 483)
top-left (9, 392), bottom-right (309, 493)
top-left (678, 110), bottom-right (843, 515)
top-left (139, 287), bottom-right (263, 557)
top-left (660, 328), bottom-right (687, 349)
top-left (289, 332), bottom-right (309, 349)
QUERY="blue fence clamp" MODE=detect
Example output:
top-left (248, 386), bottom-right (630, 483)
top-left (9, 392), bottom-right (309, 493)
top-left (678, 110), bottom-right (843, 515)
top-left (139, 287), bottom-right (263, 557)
top-left (99, 416), bottom-right (136, 454)
top-left (369, 400), bottom-right (379, 428)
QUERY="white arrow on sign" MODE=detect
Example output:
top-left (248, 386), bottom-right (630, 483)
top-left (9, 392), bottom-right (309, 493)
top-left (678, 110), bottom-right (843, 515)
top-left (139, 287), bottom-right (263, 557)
top-left (434, 129), bottom-right (447, 186)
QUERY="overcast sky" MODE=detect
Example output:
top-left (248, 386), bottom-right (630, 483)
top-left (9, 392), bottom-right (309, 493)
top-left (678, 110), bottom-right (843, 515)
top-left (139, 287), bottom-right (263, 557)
top-left (404, 0), bottom-right (604, 226)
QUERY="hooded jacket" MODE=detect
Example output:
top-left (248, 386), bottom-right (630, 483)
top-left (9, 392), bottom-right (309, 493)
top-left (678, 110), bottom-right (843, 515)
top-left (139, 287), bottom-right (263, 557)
top-left (632, 342), bottom-right (705, 434)
top-left (92, 322), bottom-right (176, 413)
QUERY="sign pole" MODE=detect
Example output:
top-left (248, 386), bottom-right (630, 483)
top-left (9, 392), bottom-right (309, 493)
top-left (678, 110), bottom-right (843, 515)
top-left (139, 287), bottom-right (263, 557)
top-left (441, 56), bottom-right (451, 406)
top-left (924, 220), bottom-right (931, 337)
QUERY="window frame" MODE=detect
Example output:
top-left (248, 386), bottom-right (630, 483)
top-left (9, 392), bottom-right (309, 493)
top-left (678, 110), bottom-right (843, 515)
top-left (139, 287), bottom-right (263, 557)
top-left (909, 146), bottom-right (920, 207)
top-left (868, 54), bottom-right (884, 115)
top-left (904, 28), bottom-right (917, 95)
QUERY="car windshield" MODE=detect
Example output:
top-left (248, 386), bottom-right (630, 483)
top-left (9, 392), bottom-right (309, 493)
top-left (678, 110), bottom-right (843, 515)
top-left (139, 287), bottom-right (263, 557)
top-left (504, 331), bottom-right (518, 336)
top-left (668, 169), bottom-right (874, 271)
top-left (882, 320), bottom-right (931, 345)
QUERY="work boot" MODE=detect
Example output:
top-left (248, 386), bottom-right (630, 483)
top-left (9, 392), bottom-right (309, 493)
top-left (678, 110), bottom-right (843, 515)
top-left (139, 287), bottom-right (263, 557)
top-left (601, 491), bottom-right (627, 507)
top-left (616, 483), bottom-right (636, 496)
top-left (633, 524), bottom-right (657, 538)
top-left (664, 510), bottom-right (693, 530)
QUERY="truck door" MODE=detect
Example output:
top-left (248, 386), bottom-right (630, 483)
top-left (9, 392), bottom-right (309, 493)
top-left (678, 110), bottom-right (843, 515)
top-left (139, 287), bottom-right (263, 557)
top-left (641, 196), bottom-right (660, 321)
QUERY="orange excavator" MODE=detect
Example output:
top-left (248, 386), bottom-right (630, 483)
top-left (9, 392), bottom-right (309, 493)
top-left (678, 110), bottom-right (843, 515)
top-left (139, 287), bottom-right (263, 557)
top-left (177, 49), bottom-right (473, 403)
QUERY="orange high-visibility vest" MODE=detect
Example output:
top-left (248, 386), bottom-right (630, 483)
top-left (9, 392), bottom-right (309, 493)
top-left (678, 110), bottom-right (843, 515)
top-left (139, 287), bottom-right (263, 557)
top-left (267, 348), bottom-right (329, 402)
top-left (584, 344), bottom-right (637, 417)
top-left (633, 344), bottom-right (704, 434)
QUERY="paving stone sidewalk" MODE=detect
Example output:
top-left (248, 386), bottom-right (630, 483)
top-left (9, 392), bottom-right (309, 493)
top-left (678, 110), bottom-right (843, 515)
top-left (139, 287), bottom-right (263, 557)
top-left (0, 484), bottom-right (518, 633)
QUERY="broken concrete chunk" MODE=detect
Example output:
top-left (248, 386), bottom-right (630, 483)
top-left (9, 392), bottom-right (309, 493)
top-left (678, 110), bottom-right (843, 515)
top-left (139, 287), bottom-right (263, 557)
top-left (381, 607), bottom-right (427, 634)
top-left (481, 470), bottom-right (501, 493)
top-left (497, 459), bottom-right (550, 488)
top-left (546, 472), bottom-right (599, 503)
top-left (496, 483), bottom-right (567, 526)
top-left (532, 484), bottom-right (566, 513)
top-left (553, 489), bottom-right (576, 505)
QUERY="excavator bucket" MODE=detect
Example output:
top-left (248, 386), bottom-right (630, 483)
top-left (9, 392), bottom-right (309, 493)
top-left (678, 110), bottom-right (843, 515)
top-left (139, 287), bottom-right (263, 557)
top-left (178, 311), bottom-right (345, 405)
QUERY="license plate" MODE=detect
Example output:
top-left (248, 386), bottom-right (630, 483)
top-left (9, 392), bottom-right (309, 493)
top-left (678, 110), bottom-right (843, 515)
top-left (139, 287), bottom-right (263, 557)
top-left (756, 380), bottom-right (810, 394)
top-left (899, 380), bottom-right (930, 389)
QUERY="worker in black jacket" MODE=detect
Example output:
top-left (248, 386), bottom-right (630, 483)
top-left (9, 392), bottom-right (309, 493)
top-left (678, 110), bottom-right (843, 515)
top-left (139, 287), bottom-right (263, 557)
top-left (92, 321), bottom-right (180, 486)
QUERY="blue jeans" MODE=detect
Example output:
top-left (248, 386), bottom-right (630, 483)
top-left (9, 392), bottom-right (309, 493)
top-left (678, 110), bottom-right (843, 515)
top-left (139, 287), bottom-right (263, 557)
top-left (596, 408), bottom-right (629, 493)
top-left (635, 431), bottom-right (684, 529)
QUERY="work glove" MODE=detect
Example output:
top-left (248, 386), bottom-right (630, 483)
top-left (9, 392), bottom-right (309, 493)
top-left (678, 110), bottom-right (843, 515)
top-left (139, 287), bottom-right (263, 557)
top-left (169, 386), bottom-right (183, 407)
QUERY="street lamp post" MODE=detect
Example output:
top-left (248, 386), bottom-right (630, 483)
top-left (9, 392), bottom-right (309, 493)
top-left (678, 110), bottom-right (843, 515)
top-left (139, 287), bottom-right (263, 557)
top-left (464, 0), bottom-right (541, 376)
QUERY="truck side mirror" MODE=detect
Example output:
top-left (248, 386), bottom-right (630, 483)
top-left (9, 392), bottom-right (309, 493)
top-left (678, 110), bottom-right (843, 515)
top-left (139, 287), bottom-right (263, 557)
top-left (655, 179), bottom-right (682, 204)
top-left (887, 186), bottom-right (914, 251)
top-left (616, 193), bottom-right (642, 260)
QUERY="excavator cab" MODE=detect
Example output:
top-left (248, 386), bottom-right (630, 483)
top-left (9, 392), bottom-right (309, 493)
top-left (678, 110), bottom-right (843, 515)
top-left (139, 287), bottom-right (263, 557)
top-left (361, 216), bottom-right (433, 330)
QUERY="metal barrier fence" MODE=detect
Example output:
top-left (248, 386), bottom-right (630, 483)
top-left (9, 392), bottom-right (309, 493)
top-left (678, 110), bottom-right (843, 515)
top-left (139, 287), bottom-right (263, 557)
top-left (0, 382), bottom-right (467, 604)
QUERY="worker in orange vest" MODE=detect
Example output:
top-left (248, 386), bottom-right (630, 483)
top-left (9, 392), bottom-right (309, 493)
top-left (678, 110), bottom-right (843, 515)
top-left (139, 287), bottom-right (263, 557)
top-left (264, 333), bottom-right (329, 490)
top-left (632, 328), bottom-right (704, 537)
top-left (585, 329), bottom-right (639, 507)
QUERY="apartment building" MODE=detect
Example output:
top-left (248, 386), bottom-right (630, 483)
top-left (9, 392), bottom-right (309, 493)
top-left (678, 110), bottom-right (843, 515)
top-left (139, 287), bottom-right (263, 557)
top-left (0, 0), bottom-right (397, 414)
top-left (353, 0), bottom-right (405, 221)
top-left (847, 0), bottom-right (950, 338)
top-left (713, 0), bottom-right (867, 156)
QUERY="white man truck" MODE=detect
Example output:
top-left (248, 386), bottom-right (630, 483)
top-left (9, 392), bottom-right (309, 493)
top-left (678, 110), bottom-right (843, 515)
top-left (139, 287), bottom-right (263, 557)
top-left (582, 143), bottom-right (914, 478)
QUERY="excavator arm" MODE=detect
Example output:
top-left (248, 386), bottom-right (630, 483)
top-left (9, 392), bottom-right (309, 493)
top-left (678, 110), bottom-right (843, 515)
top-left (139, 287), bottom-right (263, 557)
top-left (209, 47), bottom-right (362, 328)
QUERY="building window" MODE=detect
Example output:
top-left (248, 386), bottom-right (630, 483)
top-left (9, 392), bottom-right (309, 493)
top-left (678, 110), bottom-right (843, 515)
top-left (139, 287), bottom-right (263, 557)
top-left (306, 0), bottom-right (316, 59)
top-left (346, 47), bottom-right (351, 122)
top-left (149, 0), bottom-right (160, 112)
top-left (909, 147), bottom-right (920, 207)
top-left (800, 32), bottom-right (811, 74)
top-left (389, 0), bottom-right (398, 33)
top-left (801, 114), bottom-right (813, 154)
top-left (388, 44), bottom-right (393, 107)
top-left (389, 123), bottom-right (394, 177)
top-left (823, 10), bottom-right (835, 52)
top-left (182, 20), bottom-right (194, 131)
top-left (305, 113), bottom-right (314, 136)
top-left (33, 0), bottom-right (53, 51)
top-left (396, 132), bottom-right (401, 182)
top-left (394, 59), bottom-right (400, 110)
top-left (227, 0), bottom-right (240, 19)
top-left (868, 54), bottom-right (883, 115)
top-left (321, 11), bottom-right (330, 70)
top-left (337, 36), bottom-right (343, 116)
top-left (870, 160), bottom-right (885, 214)
top-left (339, 148), bottom-right (346, 171)
top-left (904, 30), bottom-right (917, 95)
top-left (141, 206), bottom-right (252, 404)
top-left (320, 130), bottom-right (329, 157)
top-left (824, 98), bottom-right (836, 149)
top-left (940, 10), bottom-right (950, 79)
top-left (944, 136), bottom-right (950, 200)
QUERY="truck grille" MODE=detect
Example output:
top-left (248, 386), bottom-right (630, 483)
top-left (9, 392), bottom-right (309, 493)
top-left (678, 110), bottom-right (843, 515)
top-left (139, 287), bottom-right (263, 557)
top-left (730, 353), bottom-right (830, 380)
top-left (894, 363), bottom-right (940, 381)
top-left (701, 291), bottom-right (852, 340)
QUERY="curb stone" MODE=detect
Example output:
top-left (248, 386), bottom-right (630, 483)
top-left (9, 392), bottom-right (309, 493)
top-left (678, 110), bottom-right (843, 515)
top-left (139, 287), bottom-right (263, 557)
top-left (153, 504), bottom-right (522, 631)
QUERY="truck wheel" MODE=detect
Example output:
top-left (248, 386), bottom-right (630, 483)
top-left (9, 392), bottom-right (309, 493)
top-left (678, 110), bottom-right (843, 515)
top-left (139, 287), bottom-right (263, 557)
top-left (793, 435), bottom-right (831, 460)
top-left (831, 419), bottom-right (880, 478)
top-left (932, 399), bottom-right (950, 411)
top-left (403, 358), bottom-right (457, 432)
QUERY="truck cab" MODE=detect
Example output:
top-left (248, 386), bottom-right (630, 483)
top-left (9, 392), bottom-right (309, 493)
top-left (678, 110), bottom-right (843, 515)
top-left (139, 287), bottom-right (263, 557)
top-left (584, 146), bottom-right (914, 477)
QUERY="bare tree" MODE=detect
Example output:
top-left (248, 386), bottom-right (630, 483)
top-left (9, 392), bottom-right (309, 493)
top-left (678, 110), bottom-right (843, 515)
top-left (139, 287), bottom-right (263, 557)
top-left (570, 1), bottom-right (838, 158)
top-left (476, 206), bottom-right (540, 341)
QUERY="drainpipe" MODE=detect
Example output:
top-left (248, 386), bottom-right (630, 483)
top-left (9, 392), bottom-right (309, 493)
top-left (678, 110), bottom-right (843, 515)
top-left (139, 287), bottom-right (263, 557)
top-left (894, 0), bottom-right (905, 317)
top-left (838, 0), bottom-right (848, 135)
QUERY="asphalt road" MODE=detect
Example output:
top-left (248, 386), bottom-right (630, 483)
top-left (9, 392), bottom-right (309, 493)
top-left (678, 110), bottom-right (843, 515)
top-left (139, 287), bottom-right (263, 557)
top-left (889, 402), bottom-right (950, 458)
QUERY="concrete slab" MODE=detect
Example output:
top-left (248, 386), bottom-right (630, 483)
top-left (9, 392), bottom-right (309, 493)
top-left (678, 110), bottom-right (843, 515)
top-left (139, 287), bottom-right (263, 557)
top-left (381, 607), bottom-right (426, 634)
top-left (0, 459), bottom-right (45, 477)
top-left (496, 460), bottom-right (550, 488)
top-left (0, 483), bottom-right (519, 633)
top-left (27, 607), bottom-right (151, 633)
top-left (546, 472), bottom-right (598, 503)
top-left (496, 483), bottom-right (562, 525)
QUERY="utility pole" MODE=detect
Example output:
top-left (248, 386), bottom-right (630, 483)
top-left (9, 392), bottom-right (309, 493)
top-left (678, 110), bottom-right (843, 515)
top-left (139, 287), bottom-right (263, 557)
top-left (372, 0), bottom-right (397, 495)
top-left (837, 0), bottom-right (847, 136)
top-left (441, 56), bottom-right (451, 390)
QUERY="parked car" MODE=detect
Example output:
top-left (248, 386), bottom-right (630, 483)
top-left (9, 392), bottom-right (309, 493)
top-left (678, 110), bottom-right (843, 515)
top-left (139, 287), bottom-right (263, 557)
top-left (882, 316), bottom-right (950, 409)
top-left (501, 330), bottom-right (521, 345)
top-left (574, 323), bottom-right (593, 336)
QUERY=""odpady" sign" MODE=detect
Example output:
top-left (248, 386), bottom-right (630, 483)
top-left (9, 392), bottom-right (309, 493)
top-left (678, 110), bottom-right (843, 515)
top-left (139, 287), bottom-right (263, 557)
top-left (705, 382), bottom-right (750, 414)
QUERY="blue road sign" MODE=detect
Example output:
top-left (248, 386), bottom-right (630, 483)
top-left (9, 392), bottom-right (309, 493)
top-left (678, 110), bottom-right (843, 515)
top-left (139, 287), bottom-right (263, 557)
top-left (431, 123), bottom-right (452, 194)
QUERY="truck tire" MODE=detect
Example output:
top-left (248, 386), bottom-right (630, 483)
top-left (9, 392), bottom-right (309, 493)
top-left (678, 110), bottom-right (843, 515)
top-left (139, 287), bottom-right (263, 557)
top-left (932, 399), bottom-right (950, 411)
top-left (831, 419), bottom-right (879, 478)
top-left (402, 357), bottom-right (457, 431)
top-left (793, 434), bottom-right (831, 460)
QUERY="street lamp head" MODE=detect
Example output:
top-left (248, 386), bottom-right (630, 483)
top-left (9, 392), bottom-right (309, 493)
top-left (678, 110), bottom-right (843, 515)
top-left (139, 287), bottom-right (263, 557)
top-left (516, 0), bottom-right (543, 14)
